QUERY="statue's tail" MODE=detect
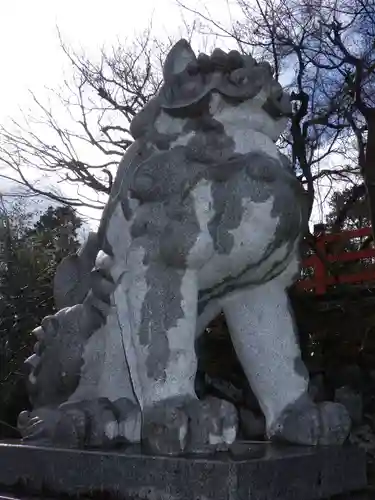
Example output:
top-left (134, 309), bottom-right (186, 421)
top-left (53, 231), bottom-right (99, 310)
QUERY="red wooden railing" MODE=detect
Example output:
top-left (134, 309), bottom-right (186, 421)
top-left (297, 226), bottom-right (375, 295)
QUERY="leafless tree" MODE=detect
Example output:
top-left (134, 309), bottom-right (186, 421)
top-left (0, 31), bottom-right (166, 212)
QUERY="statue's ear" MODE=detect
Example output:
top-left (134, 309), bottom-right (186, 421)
top-left (163, 39), bottom-right (196, 81)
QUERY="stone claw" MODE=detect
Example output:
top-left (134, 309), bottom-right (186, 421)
top-left (112, 398), bottom-right (141, 444)
top-left (142, 399), bottom-right (189, 456)
top-left (17, 408), bottom-right (68, 446)
top-left (269, 400), bottom-right (351, 446)
top-left (185, 397), bottom-right (238, 453)
top-left (31, 326), bottom-right (45, 341)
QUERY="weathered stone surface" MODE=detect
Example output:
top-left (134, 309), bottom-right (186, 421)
top-left (0, 442), bottom-right (367, 500)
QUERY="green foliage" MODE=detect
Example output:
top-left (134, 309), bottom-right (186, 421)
top-left (326, 187), bottom-right (370, 232)
top-left (323, 186), bottom-right (373, 277)
top-left (0, 203), bottom-right (82, 435)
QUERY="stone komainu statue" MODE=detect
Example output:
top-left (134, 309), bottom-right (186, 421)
top-left (18, 40), bottom-right (351, 454)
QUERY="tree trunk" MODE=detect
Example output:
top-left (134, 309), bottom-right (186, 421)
top-left (362, 111), bottom-right (375, 240)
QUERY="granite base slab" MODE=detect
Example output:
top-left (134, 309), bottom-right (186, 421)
top-left (0, 441), bottom-right (367, 500)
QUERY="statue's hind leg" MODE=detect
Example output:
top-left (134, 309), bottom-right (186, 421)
top-left (221, 260), bottom-right (351, 445)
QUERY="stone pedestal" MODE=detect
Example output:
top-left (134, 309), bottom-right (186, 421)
top-left (0, 441), bottom-right (367, 499)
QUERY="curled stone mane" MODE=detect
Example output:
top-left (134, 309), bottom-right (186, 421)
top-left (161, 40), bottom-right (292, 117)
top-left (130, 39), bottom-right (292, 141)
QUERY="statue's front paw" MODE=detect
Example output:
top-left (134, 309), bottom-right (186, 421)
top-left (269, 401), bottom-right (351, 446)
top-left (142, 396), bottom-right (238, 456)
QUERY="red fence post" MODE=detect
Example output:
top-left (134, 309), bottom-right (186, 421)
top-left (313, 224), bottom-right (327, 295)
top-left (314, 236), bottom-right (327, 295)
top-left (298, 226), bottom-right (375, 294)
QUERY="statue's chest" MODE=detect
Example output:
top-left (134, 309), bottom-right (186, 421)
top-left (103, 137), bottom-right (302, 289)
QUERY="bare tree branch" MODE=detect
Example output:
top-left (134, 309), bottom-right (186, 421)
top-left (0, 32), bottom-right (165, 209)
